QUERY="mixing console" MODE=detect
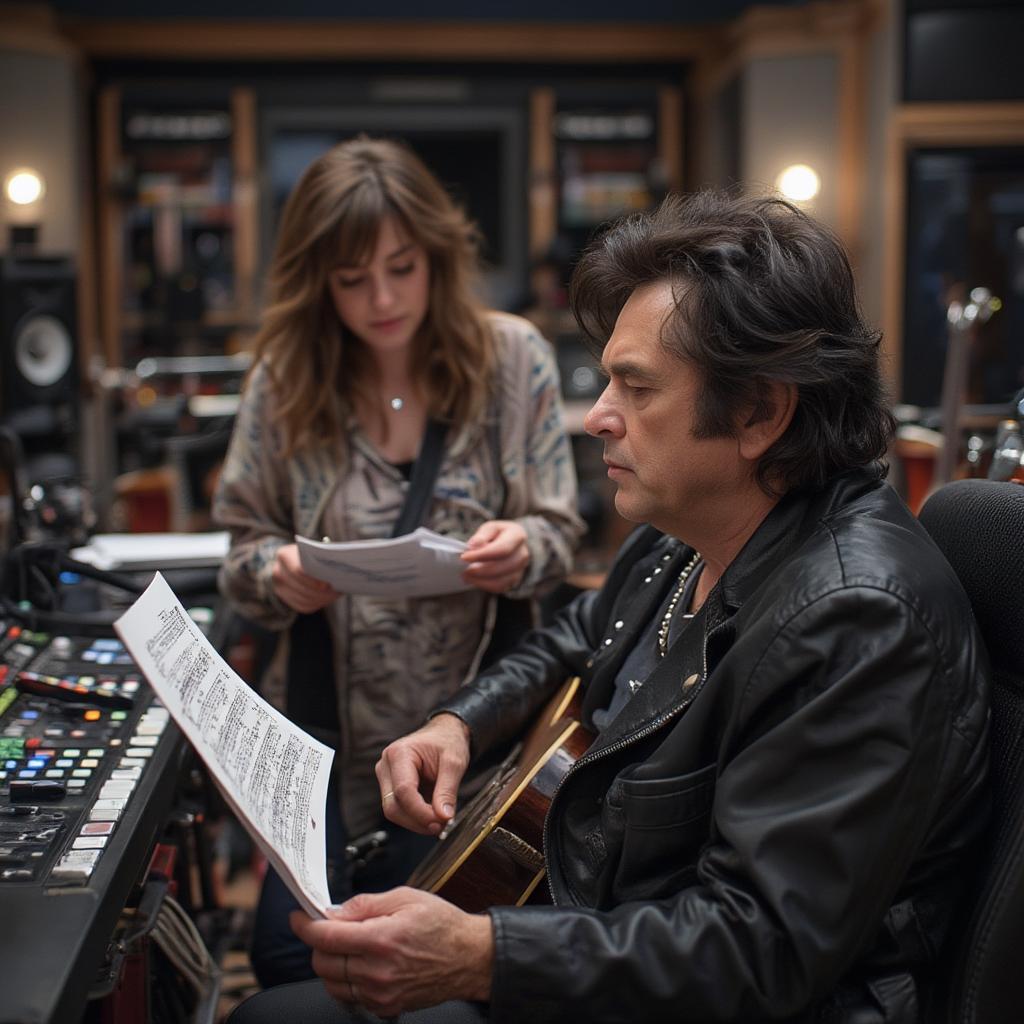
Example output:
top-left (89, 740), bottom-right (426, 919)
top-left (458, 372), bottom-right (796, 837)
top-left (0, 625), bottom-right (170, 886)
top-left (0, 615), bottom-right (186, 1024)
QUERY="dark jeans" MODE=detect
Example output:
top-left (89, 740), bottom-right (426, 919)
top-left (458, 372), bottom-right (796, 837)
top-left (228, 980), bottom-right (488, 1024)
top-left (250, 777), bottom-right (436, 990)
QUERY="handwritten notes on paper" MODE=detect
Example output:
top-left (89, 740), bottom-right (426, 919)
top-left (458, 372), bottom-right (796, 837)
top-left (296, 527), bottom-right (471, 597)
top-left (114, 573), bottom-right (332, 918)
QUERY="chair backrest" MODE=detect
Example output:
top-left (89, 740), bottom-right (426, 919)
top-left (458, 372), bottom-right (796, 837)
top-left (918, 479), bottom-right (1024, 1023)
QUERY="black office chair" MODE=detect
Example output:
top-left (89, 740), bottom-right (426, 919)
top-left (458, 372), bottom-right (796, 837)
top-left (918, 479), bottom-right (1024, 1024)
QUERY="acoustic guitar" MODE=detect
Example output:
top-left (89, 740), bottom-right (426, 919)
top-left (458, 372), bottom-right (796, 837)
top-left (407, 677), bottom-right (593, 913)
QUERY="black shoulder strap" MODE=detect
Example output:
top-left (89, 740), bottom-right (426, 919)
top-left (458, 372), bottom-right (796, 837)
top-left (390, 417), bottom-right (449, 538)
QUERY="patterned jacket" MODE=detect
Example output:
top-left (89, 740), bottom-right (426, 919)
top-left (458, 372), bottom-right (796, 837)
top-left (213, 312), bottom-right (584, 833)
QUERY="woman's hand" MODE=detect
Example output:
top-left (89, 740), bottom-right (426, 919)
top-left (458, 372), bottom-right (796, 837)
top-left (271, 543), bottom-right (339, 614)
top-left (460, 520), bottom-right (530, 594)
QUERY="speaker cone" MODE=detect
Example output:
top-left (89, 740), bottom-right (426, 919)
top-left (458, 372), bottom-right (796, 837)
top-left (13, 313), bottom-right (73, 389)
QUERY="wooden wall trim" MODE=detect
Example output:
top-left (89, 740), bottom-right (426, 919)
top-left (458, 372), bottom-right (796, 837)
top-left (0, 2), bottom-right (78, 57)
top-left (880, 110), bottom-right (905, 396)
top-left (658, 85), bottom-right (684, 191)
top-left (690, 0), bottom-right (874, 261)
top-left (693, 0), bottom-right (871, 100)
top-left (835, 32), bottom-right (867, 263)
top-left (730, 0), bottom-right (868, 42)
top-left (76, 72), bottom-right (98, 394)
top-left (893, 102), bottom-right (1024, 142)
top-left (881, 102), bottom-right (1024, 395)
top-left (230, 87), bottom-right (257, 335)
top-left (58, 18), bottom-right (713, 62)
top-left (528, 88), bottom-right (556, 262)
top-left (96, 86), bottom-right (121, 370)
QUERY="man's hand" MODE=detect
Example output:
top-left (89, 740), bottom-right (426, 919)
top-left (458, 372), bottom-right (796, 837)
top-left (291, 888), bottom-right (494, 1018)
top-left (461, 520), bottom-right (530, 594)
top-left (375, 714), bottom-right (471, 835)
top-left (272, 543), bottom-right (339, 614)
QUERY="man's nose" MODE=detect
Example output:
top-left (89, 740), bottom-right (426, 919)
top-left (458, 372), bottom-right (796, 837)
top-left (584, 390), bottom-right (622, 438)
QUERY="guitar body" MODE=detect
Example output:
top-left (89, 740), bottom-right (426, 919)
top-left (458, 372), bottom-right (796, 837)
top-left (407, 677), bottom-right (592, 913)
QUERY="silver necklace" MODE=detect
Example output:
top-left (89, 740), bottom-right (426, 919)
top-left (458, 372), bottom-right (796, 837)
top-left (656, 551), bottom-right (702, 658)
top-left (389, 396), bottom-right (404, 412)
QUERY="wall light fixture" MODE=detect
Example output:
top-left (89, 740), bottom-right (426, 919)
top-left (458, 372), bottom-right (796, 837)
top-left (776, 164), bottom-right (820, 203)
top-left (5, 168), bottom-right (45, 206)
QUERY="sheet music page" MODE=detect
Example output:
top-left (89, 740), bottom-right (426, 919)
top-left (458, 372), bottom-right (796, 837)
top-left (114, 573), bottom-right (332, 918)
top-left (296, 527), bottom-right (471, 597)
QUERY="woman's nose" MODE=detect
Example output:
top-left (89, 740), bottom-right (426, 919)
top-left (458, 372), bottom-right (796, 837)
top-left (370, 274), bottom-right (396, 310)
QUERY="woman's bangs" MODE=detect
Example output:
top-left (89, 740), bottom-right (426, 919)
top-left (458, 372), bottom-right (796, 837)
top-left (329, 181), bottom-right (390, 267)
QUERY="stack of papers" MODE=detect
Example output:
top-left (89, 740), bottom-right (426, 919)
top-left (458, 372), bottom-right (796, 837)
top-left (296, 527), bottom-right (471, 597)
top-left (71, 532), bottom-right (230, 571)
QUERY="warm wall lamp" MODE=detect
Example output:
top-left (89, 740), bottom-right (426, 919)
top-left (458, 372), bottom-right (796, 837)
top-left (5, 168), bottom-right (45, 206)
top-left (776, 164), bottom-right (820, 203)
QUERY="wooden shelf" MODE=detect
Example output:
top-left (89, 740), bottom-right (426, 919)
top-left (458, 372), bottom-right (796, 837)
top-left (96, 86), bottom-right (259, 369)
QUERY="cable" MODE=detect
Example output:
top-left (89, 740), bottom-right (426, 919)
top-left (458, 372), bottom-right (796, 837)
top-left (149, 893), bottom-right (218, 997)
top-left (118, 892), bottom-right (219, 1001)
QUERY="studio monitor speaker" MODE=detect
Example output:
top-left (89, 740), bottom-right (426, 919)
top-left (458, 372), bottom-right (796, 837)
top-left (1, 255), bottom-right (78, 426)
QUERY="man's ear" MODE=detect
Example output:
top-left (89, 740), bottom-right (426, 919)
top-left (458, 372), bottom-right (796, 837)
top-left (737, 380), bottom-right (798, 461)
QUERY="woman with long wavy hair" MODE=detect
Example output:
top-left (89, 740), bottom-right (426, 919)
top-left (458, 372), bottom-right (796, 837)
top-left (213, 137), bottom-right (583, 989)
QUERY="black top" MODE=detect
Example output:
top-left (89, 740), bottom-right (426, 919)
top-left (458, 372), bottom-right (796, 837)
top-left (591, 563), bottom-right (701, 732)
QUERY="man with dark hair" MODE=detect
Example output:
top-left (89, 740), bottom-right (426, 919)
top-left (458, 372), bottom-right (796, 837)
top-left (232, 192), bottom-right (989, 1024)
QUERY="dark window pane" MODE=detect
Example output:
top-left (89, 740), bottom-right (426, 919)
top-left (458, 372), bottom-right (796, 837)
top-left (903, 147), bottom-right (1024, 408)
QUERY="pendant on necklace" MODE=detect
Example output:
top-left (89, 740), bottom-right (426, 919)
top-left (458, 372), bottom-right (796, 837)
top-left (389, 397), bottom-right (404, 412)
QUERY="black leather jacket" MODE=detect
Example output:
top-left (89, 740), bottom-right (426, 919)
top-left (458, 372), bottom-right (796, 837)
top-left (436, 469), bottom-right (990, 1023)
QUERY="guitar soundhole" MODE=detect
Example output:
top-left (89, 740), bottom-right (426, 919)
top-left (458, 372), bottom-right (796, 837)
top-left (490, 827), bottom-right (544, 873)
